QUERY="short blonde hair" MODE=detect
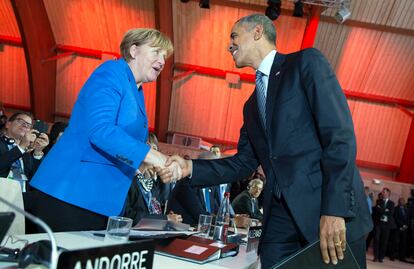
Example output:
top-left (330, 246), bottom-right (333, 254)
top-left (120, 28), bottom-right (173, 62)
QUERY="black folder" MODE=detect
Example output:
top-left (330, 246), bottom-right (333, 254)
top-left (0, 212), bottom-right (15, 243)
top-left (272, 240), bottom-right (360, 269)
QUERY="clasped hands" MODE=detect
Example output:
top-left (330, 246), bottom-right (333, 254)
top-left (139, 150), bottom-right (191, 183)
top-left (156, 155), bottom-right (192, 183)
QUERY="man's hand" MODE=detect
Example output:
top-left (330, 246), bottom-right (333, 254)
top-left (169, 161), bottom-right (183, 182)
top-left (19, 129), bottom-right (38, 150)
top-left (33, 133), bottom-right (49, 155)
top-left (319, 215), bottom-right (346, 265)
top-left (167, 212), bottom-right (183, 223)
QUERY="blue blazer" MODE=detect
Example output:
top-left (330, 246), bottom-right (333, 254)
top-left (30, 59), bottom-right (150, 216)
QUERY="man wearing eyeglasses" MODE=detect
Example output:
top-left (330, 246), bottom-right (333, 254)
top-left (232, 178), bottom-right (264, 221)
top-left (0, 112), bottom-right (49, 192)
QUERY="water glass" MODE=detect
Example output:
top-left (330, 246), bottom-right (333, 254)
top-left (105, 216), bottom-right (133, 242)
top-left (197, 214), bottom-right (213, 238)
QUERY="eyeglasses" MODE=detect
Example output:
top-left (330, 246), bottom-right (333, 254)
top-left (15, 118), bottom-right (33, 129)
top-left (251, 186), bottom-right (263, 191)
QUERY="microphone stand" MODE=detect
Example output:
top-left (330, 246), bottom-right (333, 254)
top-left (0, 196), bottom-right (59, 269)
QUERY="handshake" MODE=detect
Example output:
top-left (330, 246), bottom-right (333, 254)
top-left (138, 149), bottom-right (193, 183)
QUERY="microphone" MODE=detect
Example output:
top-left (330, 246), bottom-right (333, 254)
top-left (0, 196), bottom-right (59, 269)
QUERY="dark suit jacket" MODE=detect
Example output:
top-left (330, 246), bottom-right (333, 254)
top-left (394, 205), bottom-right (409, 229)
top-left (167, 178), bottom-right (219, 225)
top-left (373, 199), bottom-right (396, 229)
top-left (123, 179), bottom-right (167, 226)
top-left (190, 49), bottom-right (373, 247)
top-left (0, 139), bottom-right (41, 181)
top-left (232, 190), bottom-right (263, 220)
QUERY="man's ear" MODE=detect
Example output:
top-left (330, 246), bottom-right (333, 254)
top-left (253, 24), bottom-right (264, 41)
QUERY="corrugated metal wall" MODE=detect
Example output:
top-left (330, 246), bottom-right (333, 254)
top-left (169, 0), bottom-right (307, 141)
top-left (44, 0), bottom-right (157, 127)
top-left (314, 0), bottom-right (414, 171)
top-left (0, 0), bottom-right (413, 177)
top-left (0, 0), bottom-right (29, 108)
top-left (323, 0), bottom-right (414, 29)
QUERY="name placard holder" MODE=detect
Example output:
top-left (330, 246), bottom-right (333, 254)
top-left (57, 240), bottom-right (154, 269)
top-left (246, 226), bottom-right (262, 253)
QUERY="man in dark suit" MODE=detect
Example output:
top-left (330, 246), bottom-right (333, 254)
top-left (373, 188), bottom-right (396, 262)
top-left (0, 112), bottom-right (48, 191)
top-left (232, 178), bottom-right (263, 221)
top-left (392, 198), bottom-right (410, 261)
top-left (159, 14), bottom-right (372, 268)
top-left (167, 151), bottom-right (223, 225)
top-left (167, 178), bottom-right (219, 225)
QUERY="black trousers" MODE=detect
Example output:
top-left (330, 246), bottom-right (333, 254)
top-left (260, 196), bottom-right (367, 269)
top-left (24, 188), bottom-right (108, 233)
top-left (373, 223), bottom-right (390, 260)
top-left (391, 228), bottom-right (408, 260)
top-left (260, 196), bottom-right (306, 269)
top-left (365, 229), bottom-right (374, 250)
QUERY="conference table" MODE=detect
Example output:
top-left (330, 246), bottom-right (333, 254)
top-left (0, 231), bottom-right (259, 269)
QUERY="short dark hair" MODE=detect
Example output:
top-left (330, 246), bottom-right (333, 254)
top-left (383, 187), bottom-right (391, 194)
top-left (8, 112), bottom-right (32, 122)
top-left (236, 14), bottom-right (277, 44)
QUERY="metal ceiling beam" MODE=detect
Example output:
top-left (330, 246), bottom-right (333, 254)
top-left (301, 5), bottom-right (322, 49)
top-left (175, 62), bottom-right (414, 108)
top-left (183, 0), bottom-right (414, 37)
top-left (0, 35), bottom-right (22, 46)
top-left (154, 0), bottom-right (174, 142)
top-left (11, 0), bottom-right (56, 122)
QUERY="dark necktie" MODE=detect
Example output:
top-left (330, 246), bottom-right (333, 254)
top-left (256, 70), bottom-right (282, 199)
top-left (256, 70), bottom-right (267, 129)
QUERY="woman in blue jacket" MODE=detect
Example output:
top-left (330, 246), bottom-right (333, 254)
top-left (29, 28), bottom-right (181, 232)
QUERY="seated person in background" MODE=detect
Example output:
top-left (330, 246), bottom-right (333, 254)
top-left (0, 112), bottom-right (49, 192)
top-left (123, 166), bottom-right (182, 226)
top-left (210, 145), bottom-right (221, 157)
top-left (167, 178), bottom-right (220, 225)
top-left (43, 121), bottom-right (68, 155)
top-left (123, 134), bottom-right (182, 226)
top-left (232, 178), bottom-right (264, 221)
